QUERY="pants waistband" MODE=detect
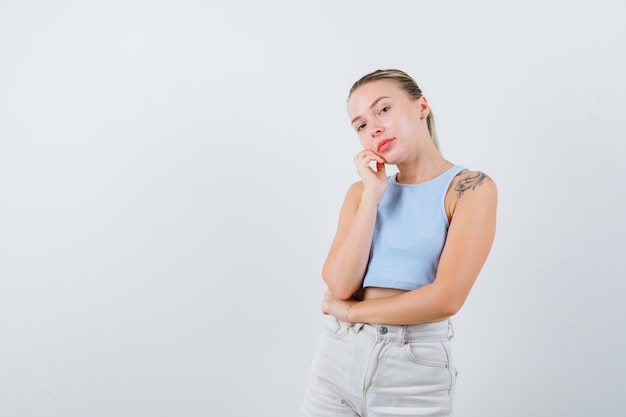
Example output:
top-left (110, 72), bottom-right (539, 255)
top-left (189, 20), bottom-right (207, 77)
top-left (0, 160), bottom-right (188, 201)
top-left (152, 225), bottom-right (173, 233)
top-left (348, 319), bottom-right (453, 344)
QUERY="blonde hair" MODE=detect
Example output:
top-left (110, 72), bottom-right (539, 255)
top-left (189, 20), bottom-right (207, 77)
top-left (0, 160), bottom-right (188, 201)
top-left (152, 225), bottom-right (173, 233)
top-left (349, 69), bottom-right (439, 150)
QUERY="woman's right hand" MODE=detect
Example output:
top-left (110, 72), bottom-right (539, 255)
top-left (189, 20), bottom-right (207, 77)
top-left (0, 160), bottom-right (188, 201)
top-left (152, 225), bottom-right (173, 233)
top-left (354, 150), bottom-right (388, 204)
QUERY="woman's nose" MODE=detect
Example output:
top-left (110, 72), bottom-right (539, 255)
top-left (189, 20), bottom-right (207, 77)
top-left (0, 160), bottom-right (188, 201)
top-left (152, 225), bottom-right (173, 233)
top-left (369, 124), bottom-right (384, 137)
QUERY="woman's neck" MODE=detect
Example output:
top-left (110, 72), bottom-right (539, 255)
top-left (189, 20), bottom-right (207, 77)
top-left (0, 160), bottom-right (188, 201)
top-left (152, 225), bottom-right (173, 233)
top-left (396, 154), bottom-right (453, 184)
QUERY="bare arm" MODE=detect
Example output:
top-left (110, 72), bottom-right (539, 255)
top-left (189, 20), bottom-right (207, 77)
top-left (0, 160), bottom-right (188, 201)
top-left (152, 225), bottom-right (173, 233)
top-left (322, 151), bottom-right (388, 300)
top-left (323, 172), bottom-right (498, 323)
top-left (322, 182), bottom-right (377, 300)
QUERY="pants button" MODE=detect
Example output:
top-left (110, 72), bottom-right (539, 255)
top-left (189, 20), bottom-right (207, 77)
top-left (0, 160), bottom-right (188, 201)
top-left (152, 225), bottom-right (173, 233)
top-left (379, 326), bottom-right (388, 335)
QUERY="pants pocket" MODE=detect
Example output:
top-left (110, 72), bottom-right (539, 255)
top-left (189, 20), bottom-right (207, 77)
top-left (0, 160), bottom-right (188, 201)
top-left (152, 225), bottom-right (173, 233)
top-left (321, 316), bottom-right (350, 339)
top-left (406, 339), bottom-right (458, 401)
top-left (404, 339), bottom-right (450, 368)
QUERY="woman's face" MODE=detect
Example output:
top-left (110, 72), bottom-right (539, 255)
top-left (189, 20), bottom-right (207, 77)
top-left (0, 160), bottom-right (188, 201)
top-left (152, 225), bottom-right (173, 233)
top-left (347, 79), bottom-right (427, 163)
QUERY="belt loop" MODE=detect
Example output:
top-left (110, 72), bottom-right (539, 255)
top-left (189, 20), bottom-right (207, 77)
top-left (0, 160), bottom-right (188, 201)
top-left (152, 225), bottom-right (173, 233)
top-left (352, 322), bottom-right (365, 333)
top-left (448, 319), bottom-right (455, 340)
top-left (397, 325), bottom-right (406, 346)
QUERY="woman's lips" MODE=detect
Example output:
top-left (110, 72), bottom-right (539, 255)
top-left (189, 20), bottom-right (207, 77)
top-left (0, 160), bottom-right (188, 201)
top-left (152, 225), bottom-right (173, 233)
top-left (377, 138), bottom-right (395, 152)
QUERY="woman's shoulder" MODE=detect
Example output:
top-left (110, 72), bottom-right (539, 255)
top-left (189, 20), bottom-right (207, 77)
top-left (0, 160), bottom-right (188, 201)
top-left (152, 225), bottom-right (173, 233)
top-left (446, 169), bottom-right (497, 220)
top-left (339, 181), bottom-right (364, 208)
top-left (345, 180), bottom-right (364, 195)
top-left (451, 169), bottom-right (496, 199)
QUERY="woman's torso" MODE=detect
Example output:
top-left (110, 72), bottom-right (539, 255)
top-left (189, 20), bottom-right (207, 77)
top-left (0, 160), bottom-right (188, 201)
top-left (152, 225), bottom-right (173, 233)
top-left (361, 166), bottom-right (466, 301)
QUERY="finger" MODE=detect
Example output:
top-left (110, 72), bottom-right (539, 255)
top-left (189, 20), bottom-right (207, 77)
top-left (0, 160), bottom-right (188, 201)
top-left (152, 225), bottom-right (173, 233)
top-left (356, 152), bottom-right (384, 166)
top-left (355, 152), bottom-right (370, 164)
top-left (362, 151), bottom-right (385, 164)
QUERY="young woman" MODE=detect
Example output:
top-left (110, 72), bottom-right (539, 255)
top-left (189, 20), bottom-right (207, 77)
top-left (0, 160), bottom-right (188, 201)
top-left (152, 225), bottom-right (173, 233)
top-left (300, 69), bottom-right (497, 417)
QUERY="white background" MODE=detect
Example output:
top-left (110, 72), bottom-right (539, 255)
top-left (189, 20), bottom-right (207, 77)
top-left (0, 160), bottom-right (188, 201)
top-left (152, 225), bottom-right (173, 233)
top-left (1, 1), bottom-right (625, 416)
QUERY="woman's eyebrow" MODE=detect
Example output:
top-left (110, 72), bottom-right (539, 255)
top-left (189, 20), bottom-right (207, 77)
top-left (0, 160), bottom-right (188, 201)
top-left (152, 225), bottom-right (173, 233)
top-left (351, 96), bottom-right (390, 125)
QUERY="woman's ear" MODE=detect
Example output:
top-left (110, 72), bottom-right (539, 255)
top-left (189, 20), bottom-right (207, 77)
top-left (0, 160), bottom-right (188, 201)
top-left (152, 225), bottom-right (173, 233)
top-left (417, 96), bottom-right (430, 120)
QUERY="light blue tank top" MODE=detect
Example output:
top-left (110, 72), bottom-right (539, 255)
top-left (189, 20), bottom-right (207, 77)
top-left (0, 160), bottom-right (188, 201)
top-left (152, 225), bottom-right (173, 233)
top-left (362, 165), bottom-right (467, 291)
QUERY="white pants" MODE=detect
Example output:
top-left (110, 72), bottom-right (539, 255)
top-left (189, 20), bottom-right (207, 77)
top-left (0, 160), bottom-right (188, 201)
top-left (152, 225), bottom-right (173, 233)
top-left (300, 316), bottom-right (457, 417)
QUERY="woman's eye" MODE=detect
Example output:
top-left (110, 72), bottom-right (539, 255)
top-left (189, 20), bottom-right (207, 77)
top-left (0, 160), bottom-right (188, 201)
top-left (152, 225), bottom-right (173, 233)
top-left (357, 123), bottom-right (366, 132)
top-left (380, 106), bottom-right (390, 114)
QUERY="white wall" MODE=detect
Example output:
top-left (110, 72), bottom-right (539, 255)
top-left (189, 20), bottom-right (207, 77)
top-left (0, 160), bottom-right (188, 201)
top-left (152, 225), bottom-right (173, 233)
top-left (1, 1), bottom-right (624, 416)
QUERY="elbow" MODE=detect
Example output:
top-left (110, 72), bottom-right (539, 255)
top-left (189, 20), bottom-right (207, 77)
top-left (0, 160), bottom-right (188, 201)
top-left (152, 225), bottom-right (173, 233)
top-left (439, 294), bottom-right (465, 318)
top-left (432, 287), bottom-right (466, 318)
top-left (322, 268), bottom-right (358, 301)
top-left (329, 287), bottom-right (357, 301)
top-left (440, 303), bottom-right (461, 319)
top-left (324, 281), bottom-right (357, 301)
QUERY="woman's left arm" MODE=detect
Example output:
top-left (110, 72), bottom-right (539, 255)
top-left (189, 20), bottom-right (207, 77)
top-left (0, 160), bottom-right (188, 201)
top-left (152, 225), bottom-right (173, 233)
top-left (323, 173), bottom-right (498, 325)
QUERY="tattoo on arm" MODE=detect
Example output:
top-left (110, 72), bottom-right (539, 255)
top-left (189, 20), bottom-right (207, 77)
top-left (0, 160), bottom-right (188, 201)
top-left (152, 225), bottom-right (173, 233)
top-left (455, 171), bottom-right (490, 198)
